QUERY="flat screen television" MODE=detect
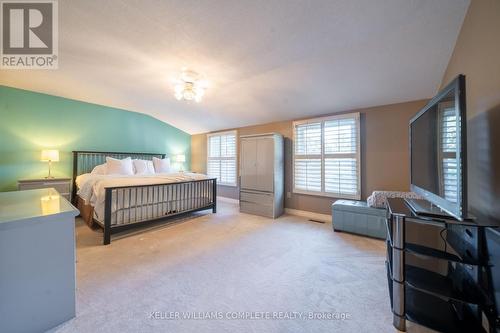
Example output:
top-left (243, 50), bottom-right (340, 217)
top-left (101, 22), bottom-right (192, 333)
top-left (409, 74), bottom-right (467, 220)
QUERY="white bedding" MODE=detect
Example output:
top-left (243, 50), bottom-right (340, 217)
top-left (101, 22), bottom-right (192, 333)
top-left (76, 172), bottom-right (210, 223)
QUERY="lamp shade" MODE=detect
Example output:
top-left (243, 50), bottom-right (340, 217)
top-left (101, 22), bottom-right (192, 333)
top-left (41, 149), bottom-right (59, 162)
top-left (175, 154), bottom-right (186, 163)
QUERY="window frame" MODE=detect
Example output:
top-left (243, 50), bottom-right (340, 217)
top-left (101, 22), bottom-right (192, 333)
top-left (206, 130), bottom-right (238, 187)
top-left (292, 113), bottom-right (361, 199)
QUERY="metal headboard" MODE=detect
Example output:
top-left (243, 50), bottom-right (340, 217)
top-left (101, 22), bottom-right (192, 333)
top-left (71, 150), bottom-right (166, 202)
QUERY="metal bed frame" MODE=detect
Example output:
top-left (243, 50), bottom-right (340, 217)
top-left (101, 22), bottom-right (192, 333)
top-left (72, 151), bottom-right (217, 245)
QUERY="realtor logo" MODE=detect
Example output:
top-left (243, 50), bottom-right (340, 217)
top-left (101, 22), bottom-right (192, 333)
top-left (1, 0), bottom-right (58, 69)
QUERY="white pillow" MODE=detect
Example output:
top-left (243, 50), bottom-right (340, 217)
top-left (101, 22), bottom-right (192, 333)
top-left (153, 157), bottom-right (171, 173)
top-left (105, 157), bottom-right (134, 175)
top-left (133, 159), bottom-right (155, 175)
top-left (91, 163), bottom-right (107, 175)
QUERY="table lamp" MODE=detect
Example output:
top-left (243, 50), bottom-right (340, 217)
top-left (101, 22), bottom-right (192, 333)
top-left (175, 154), bottom-right (186, 172)
top-left (41, 149), bottom-right (59, 178)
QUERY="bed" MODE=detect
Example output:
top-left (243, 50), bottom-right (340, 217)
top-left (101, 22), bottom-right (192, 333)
top-left (72, 151), bottom-right (217, 245)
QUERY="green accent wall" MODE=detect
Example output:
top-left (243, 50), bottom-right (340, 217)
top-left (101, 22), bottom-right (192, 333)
top-left (0, 85), bottom-right (191, 191)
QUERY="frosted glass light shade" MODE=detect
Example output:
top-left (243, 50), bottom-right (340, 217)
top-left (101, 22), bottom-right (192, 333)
top-left (175, 154), bottom-right (186, 163)
top-left (41, 149), bottom-right (59, 162)
top-left (173, 69), bottom-right (206, 102)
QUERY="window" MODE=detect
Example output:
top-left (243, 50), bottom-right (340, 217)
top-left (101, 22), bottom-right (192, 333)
top-left (293, 113), bottom-right (361, 199)
top-left (207, 131), bottom-right (237, 186)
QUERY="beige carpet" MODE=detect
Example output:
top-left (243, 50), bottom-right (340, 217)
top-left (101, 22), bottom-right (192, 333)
top-left (50, 199), bottom-right (410, 333)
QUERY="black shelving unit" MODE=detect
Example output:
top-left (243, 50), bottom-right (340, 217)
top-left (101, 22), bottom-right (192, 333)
top-left (405, 287), bottom-right (484, 333)
top-left (405, 242), bottom-right (485, 265)
top-left (405, 264), bottom-right (486, 305)
top-left (386, 198), bottom-right (499, 333)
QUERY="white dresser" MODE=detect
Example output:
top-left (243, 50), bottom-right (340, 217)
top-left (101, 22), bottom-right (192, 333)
top-left (0, 188), bottom-right (79, 333)
top-left (239, 133), bottom-right (284, 218)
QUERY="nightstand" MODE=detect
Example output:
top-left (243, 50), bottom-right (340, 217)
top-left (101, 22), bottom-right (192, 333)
top-left (18, 178), bottom-right (72, 200)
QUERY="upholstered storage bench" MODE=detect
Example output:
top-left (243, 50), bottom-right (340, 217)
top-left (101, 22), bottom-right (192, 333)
top-left (332, 200), bottom-right (387, 239)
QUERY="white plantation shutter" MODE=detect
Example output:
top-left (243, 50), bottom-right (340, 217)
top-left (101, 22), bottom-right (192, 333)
top-left (442, 158), bottom-right (458, 202)
top-left (207, 131), bottom-right (237, 186)
top-left (324, 118), bottom-right (357, 154)
top-left (439, 105), bottom-right (458, 202)
top-left (295, 123), bottom-right (322, 155)
top-left (324, 158), bottom-right (358, 195)
top-left (293, 113), bottom-right (360, 199)
top-left (209, 136), bottom-right (221, 157)
top-left (294, 122), bottom-right (322, 192)
top-left (294, 158), bottom-right (321, 192)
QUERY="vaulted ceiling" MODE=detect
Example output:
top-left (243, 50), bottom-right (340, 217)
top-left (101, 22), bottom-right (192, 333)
top-left (0, 0), bottom-right (469, 134)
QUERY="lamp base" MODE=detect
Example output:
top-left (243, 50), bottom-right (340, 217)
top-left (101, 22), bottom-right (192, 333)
top-left (46, 161), bottom-right (54, 179)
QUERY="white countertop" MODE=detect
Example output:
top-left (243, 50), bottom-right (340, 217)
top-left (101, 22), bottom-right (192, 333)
top-left (0, 188), bottom-right (79, 226)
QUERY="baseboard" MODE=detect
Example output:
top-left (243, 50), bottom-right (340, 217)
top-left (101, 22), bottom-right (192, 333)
top-left (284, 208), bottom-right (332, 223)
top-left (216, 198), bottom-right (332, 223)
top-left (217, 196), bottom-right (239, 204)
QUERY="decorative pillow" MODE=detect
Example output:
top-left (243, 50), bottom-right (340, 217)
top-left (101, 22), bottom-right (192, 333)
top-left (367, 191), bottom-right (423, 208)
top-left (133, 159), bottom-right (155, 175)
top-left (105, 157), bottom-right (134, 175)
top-left (153, 157), bottom-right (171, 173)
top-left (91, 163), bottom-right (107, 175)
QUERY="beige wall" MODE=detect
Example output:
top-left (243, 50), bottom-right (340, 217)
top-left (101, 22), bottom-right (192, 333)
top-left (191, 134), bottom-right (207, 175)
top-left (192, 99), bottom-right (428, 215)
top-left (439, 0), bottom-right (500, 223)
top-left (440, 0), bottom-right (500, 119)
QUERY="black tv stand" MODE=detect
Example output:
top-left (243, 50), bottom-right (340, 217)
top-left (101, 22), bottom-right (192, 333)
top-left (385, 198), bottom-right (499, 333)
top-left (405, 198), bottom-right (456, 219)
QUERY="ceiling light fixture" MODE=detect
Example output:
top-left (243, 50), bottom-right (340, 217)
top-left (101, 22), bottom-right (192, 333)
top-left (173, 69), bottom-right (207, 103)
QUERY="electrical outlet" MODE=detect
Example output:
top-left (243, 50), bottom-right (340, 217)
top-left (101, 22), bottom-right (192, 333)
top-left (287, 191), bottom-right (291, 198)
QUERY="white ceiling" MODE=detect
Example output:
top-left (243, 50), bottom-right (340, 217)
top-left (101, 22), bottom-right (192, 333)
top-left (0, 0), bottom-right (469, 134)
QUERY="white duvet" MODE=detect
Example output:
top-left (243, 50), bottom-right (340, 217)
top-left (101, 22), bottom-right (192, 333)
top-left (76, 172), bottom-right (210, 223)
